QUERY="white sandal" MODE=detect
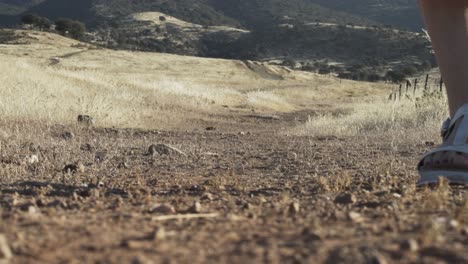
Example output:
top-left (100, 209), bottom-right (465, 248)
top-left (418, 103), bottom-right (468, 185)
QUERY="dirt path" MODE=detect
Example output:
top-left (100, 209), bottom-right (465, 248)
top-left (0, 107), bottom-right (466, 264)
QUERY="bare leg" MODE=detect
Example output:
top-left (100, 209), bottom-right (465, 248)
top-left (419, 0), bottom-right (468, 116)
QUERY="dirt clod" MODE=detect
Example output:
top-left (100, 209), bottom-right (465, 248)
top-left (97, 181), bottom-right (105, 189)
top-left (424, 141), bottom-right (435, 147)
top-left (348, 211), bottom-right (364, 223)
top-left (27, 205), bottom-right (38, 214)
top-left (149, 204), bottom-right (175, 214)
top-left (63, 162), bottom-right (85, 173)
top-left (118, 162), bottom-right (130, 169)
top-left (400, 239), bottom-right (419, 252)
top-left (80, 143), bottom-right (94, 152)
top-left (335, 193), bottom-right (357, 204)
top-left (201, 192), bottom-right (214, 201)
top-left (288, 202), bottom-right (300, 215)
top-left (152, 227), bottom-right (166, 241)
top-left (188, 201), bottom-right (202, 214)
top-left (77, 115), bottom-right (95, 126)
top-left (24, 154), bottom-right (39, 164)
top-left (61, 131), bottom-right (75, 140)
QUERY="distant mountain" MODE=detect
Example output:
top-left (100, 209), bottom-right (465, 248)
top-left (308, 0), bottom-right (423, 31)
top-left (0, 0), bottom-right (43, 15)
top-left (0, 0), bottom-right (42, 24)
top-left (0, 0), bottom-right (423, 30)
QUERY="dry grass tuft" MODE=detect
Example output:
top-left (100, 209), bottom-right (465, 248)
top-left (315, 172), bottom-right (353, 193)
top-left (421, 177), bottom-right (451, 211)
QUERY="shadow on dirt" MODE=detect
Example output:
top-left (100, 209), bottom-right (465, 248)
top-left (0, 181), bottom-right (128, 198)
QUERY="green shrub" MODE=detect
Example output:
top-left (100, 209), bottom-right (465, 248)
top-left (55, 18), bottom-right (86, 40)
top-left (21, 14), bottom-right (51, 30)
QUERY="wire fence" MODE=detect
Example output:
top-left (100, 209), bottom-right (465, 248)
top-left (388, 74), bottom-right (444, 101)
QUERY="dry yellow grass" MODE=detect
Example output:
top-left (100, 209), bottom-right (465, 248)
top-left (292, 92), bottom-right (448, 143)
top-left (0, 30), bottom-right (390, 131)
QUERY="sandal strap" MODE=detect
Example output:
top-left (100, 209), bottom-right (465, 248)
top-left (442, 103), bottom-right (468, 145)
top-left (441, 118), bottom-right (451, 138)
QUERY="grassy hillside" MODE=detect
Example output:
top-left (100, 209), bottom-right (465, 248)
top-left (201, 24), bottom-right (434, 80)
top-left (0, 29), bottom-right (385, 129)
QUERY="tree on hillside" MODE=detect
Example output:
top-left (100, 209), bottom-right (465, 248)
top-left (55, 18), bottom-right (86, 40)
top-left (386, 70), bottom-right (405, 83)
top-left (21, 14), bottom-right (51, 30)
top-left (402, 65), bottom-right (418, 76)
top-left (21, 14), bottom-right (40, 25)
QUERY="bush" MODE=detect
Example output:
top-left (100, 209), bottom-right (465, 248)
top-left (21, 14), bottom-right (40, 25)
top-left (301, 64), bottom-right (315, 72)
top-left (282, 59), bottom-right (296, 68)
top-left (55, 18), bottom-right (86, 40)
top-left (367, 73), bottom-right (381, 82)
top-left (21, 14), bottom-right (51, 30)
top-left (419, 60), bottom-right (432, 72)
top-left (36, 17), bottom-right (52, 30)
top-left (318, 67), bottom-right (331, 75)
top-left (0, 30), bottom-right (17, 44)
top-left (402, 65), bottom-right (418, 76)
top-left (386, 70), bottom-right (406, 83)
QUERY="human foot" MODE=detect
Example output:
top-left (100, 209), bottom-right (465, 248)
top-left (418, 104), bottom-right (468, 185)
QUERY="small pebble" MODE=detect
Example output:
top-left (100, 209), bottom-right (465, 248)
top-left (97, 181), bottom-right (105, 189)
top-left (152, 227), bottom-right (166, 241)
top-left (449, 219), bottom-right (459, 229)
top-left (400, 239), bottom-right (419, 252)
top-left (118, 162), bottom-right (130, 169)
top-left (289, 202), bottom-right (300, 215)
top-left (189, 202), bottom-right (202, 213)
top-left (149, 204), bottom-right (175, 214)
top-left (28, 205), bottom-right (38, 215)
top-left (201, 193), bottom-right (214, 201)
top-left (348, 211), bottom-right (364, 223)
top-left (61, 131), bottom-right (75, 140)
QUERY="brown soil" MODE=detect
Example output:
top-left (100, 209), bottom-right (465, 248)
top-left (0, 108), bottom-right (466, 264)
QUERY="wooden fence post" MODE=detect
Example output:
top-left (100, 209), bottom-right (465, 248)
top-left (424, 74), bottom-right (429, 91)
top-left (399, 84), bottom-right (402, 101)
top-left (413, 78), bottom-right (418, 96)
top-left (439, 78), bottom-right (443, 92)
